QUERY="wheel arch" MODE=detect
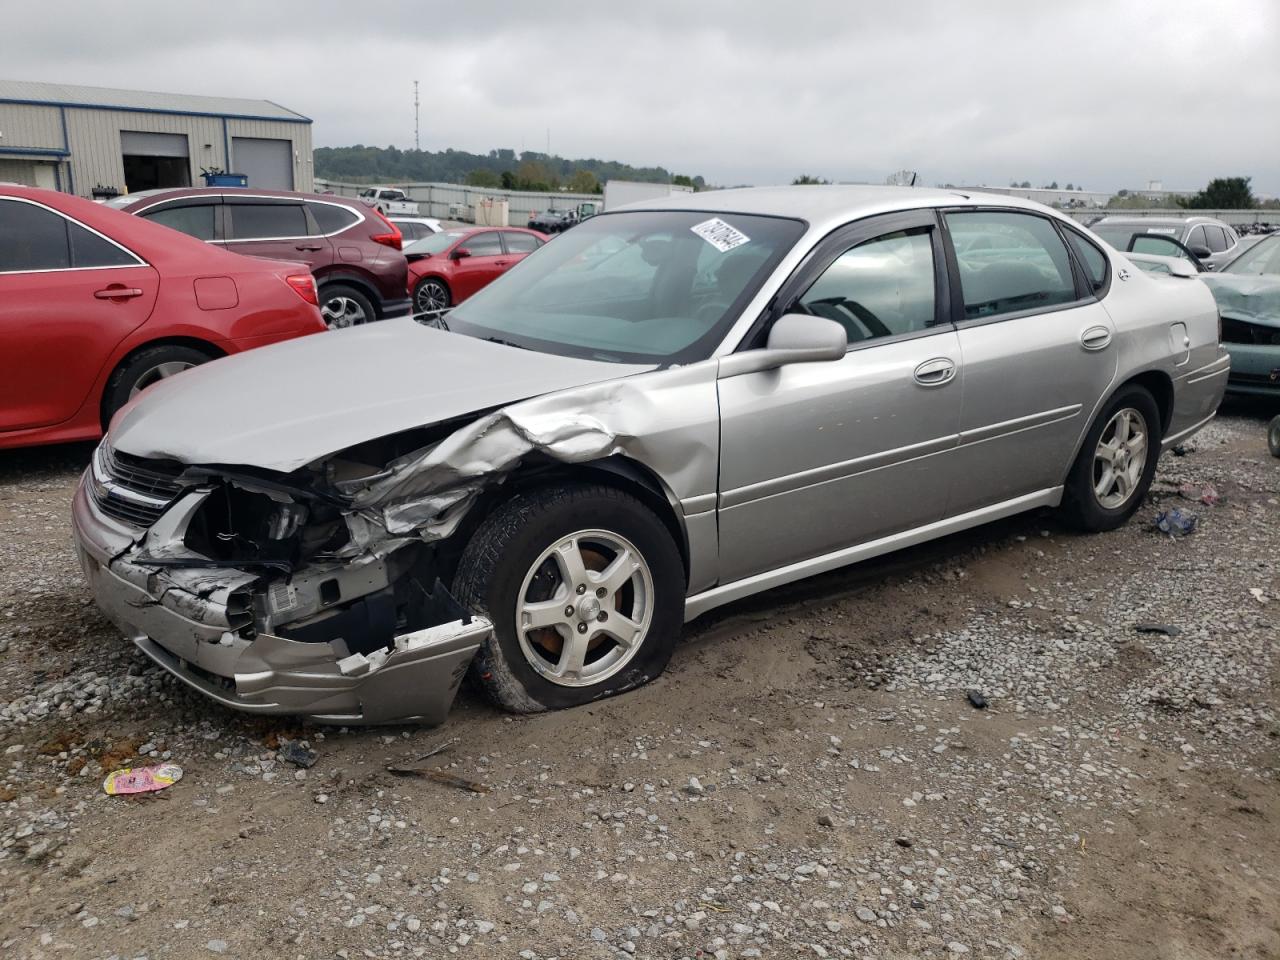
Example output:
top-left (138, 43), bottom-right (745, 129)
top-left (100, 337), bottom-right (225, 429)
top-left (314, 271), bottom-right (381, 307)
top-left (446, 456), bottom-right (691, 588)
top-left (1062, 368), bottom-right (1174, 484)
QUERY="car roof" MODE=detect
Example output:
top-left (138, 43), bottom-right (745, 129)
top-left (112, 187), bottom-right (362, 208)
top-left (615, 184), bottom-right (1069, 235)
top-left (1095, 215), bottom-right (1227, 227)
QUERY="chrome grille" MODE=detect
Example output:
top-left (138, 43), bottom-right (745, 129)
top-left (90, 445), bottom-right (187, 528)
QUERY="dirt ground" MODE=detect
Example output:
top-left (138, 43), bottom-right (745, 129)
top-left (0, 401), bottom-right (1277, 960)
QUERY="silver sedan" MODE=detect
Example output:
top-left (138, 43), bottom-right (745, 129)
top-left (72, 186), bottom-right (1229, 724)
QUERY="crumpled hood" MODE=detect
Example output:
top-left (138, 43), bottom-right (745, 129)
top-left (109, 319), bottom-right (650, 472)
top-left (1200, 273), bottom-right (1280, 327)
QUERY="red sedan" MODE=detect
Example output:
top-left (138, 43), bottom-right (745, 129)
top-left (0, 186), bottom-right (327, 450)
top-left (406, 226), bottom-right (548, 314)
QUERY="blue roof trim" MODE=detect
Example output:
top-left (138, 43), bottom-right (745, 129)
top-left (0, 146), bottom-right (70, 157)
top-left (0, 97), bottom-right (310, 124)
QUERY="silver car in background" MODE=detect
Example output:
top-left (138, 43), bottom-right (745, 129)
top-left (72, 186), bottom-right (1229, 724)
top-left (1092, 215), bottom-right (1243, 271)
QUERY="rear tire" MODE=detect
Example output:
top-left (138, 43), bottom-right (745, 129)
top-left (453, 484), bottom-right (684, 714)
top-left (319, 283), bottom-right (376, 329)
top-left (1061, 385), bottom-right (1162, 532)
top-left (102, 345), bottom-right (212, 429)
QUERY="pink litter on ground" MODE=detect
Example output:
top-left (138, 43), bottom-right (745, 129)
top-left (102, 763), bottom-right (183, 796)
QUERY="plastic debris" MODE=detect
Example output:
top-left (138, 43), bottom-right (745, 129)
top-left (277, 741), bottom-right (317, 769)
top-left (966, 690), bottom-right (989, 710)
top-left (1178, 482), bottom-right (1219, 506)
top-left (102, 763), bottom-right (183, 796)
top-left (1249, 588), bottom-right (1269, 605)
top-left (1134, 622), bottom-right (1182, 637)
top-left (1154, 508), bottom-right (1197, 537)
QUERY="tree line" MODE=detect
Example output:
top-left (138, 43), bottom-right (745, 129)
top-left (313, 145), bottom-right (705, 194)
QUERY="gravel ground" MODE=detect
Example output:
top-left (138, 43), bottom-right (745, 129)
top-left (0, 404), bottom-right (1277, 960)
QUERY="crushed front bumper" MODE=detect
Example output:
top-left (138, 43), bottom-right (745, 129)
top-left (71, 475), bottom-right (490, 725)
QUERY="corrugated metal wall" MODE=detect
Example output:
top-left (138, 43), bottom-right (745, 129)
top-left (315, 179), bottom-right (598, 222)
top-left (0, 102), bottom-right (64, 150)
top-left (0, 100), bottom-right (312, 196)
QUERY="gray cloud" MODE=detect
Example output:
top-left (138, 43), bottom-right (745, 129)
top-left (6, 0), bottom-right (1277, 192)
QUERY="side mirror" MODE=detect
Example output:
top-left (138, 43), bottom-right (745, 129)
top-left (717, 313), bottom-right (847, 379)
top-left (1167, 259), bottom-right (1200, 278)
top-left (451, 247), bottom-right (472, 260)
top-left (1189, 245), bottom-right (1211, 260)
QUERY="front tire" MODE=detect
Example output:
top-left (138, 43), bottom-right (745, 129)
top-left (413, 277), bottom-right (451, 315)
top-left (1061, 385), bottom-right (1162, 531)
top-left (453, 484), bottom-right (684, 714)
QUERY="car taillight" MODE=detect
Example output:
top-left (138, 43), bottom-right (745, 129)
top-left (285, 273), bottom-right (319, 305)
top-left (370, 207), bottom-right (403, 250)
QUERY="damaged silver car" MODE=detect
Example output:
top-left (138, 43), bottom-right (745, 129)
top-left (73, 186), bottom-right (1230, 724)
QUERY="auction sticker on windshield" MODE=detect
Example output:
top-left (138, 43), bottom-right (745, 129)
top-left (692, 217), bottom-right (751, 253)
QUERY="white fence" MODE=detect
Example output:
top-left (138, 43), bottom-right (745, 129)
top-left (315, 179), bottom-right (598, 223)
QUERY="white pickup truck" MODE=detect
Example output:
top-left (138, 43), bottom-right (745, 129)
top-left (357, 187), bottom-right (419, 216)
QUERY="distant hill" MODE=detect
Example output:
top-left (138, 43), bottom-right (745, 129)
top-left (314, 145), bottom-right (704, 193)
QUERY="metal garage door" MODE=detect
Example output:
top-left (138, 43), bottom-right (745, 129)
top-left (232, 137), bottom-right (294, 190)
top-left (120, 132), bottom-right (190, 157)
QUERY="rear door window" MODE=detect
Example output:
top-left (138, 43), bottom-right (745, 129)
top-left (228, 203), bottom-right (309, 240)
top-left (0, 200), bottom-right (71, 271)
top-left (141, 203), bottom-right (217, 241)
top-left (944, 210), bottom-right (1077, 320)
top-left (463, 232), bottom-right (504, 257)
top-left (503, 232), bottom-right (541, 254)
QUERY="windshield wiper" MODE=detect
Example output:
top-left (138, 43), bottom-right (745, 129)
top-left (481, 336), bottom-right (528, 350)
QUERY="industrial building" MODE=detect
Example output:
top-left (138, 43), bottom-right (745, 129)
top-left (0, 79), bottom-right (313, 198)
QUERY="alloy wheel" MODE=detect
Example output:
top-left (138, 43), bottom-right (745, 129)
top-left (128, 361), bottom-right (195, 399)
top-left (415, 280), bottom-right (449, 315)
top-left (1093, 407), bottom-right (1149, 509)
top-left (321, 295), bottom-right (369, 329)
top-left (514, 529), bottom-right (653, 687)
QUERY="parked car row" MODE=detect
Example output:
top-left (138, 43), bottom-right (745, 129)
top-left (66, 185), bottom-right (1231, 727)
top-left (0, 185), bottom-right (326, 450)
top-left (105, 188), bottom-right (411, 328)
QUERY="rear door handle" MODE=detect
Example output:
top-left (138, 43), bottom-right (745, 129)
top-left (494, 260), bottom-right (510, 266)
top-left (295, 244), bottom-right (324, 252)
top-left (913, 357), bottom-right (956, 386)
top-left (94, 286), bottom-right (144, 300)
top-left (1080, 325), bottom-right (1113, 351)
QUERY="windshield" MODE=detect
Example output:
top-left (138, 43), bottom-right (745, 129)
top-left (405, 231), bottom-right (468, 256)
top-left (441, 210), bottom-right (805, 364)
top-left (1222, 235), bottom-right (1280, 275)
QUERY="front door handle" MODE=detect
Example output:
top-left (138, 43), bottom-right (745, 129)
top-left (913, 357), bottom-right (956, 386)
top-left (94, 286), bottom-right (144, 300)
top-left (1080, 325), bottom-right (1113, 351)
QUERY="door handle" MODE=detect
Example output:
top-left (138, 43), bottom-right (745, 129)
top-left (913, 357), bottom-right (956, 386)
top-left (94, 286), bottom-right (144, 300)
top-left (295, 244), bottom-right (324, 252)
top-left (1080, 325), bottom-right (1112, 351)
top-left (494, 259), bottom-right (510, 266)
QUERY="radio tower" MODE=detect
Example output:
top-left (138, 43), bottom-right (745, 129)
top-left (413, 80), bottom-right (420, 150)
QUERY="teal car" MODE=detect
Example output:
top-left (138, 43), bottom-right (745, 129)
top-left (1200, 234), bottom-right (1280, 396)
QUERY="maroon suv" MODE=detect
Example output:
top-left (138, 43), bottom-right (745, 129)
top-left (106, 189), bottom-right (410, 328)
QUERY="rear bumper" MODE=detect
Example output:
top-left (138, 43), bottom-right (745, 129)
top-left (71, 473), bottom-right (489, 725)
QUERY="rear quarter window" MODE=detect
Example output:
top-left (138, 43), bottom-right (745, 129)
top-left (309, 202), bottom-right (360, 235)
top-left (1064, 228), bottom-right (1109, 294)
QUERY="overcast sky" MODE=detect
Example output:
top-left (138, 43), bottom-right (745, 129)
top-left (5, 0), bottom-right (1278, 193)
